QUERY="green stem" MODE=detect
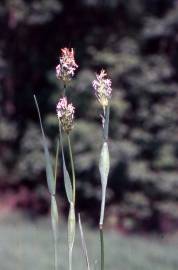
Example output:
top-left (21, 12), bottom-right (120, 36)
top-left (99, 225), bottom-right (104, 270)
top-left (67, 135), bottom-right (76, 205)
top-left (103, 105), bottom-right (110, 142)
top-left (103, 106), bottom-right (106, 117)
top-left (69, 247), bottom-right (73, 270)
top-left (63, 82), bottom-right (66, 96)
top-left (99, 186), bottom-right (106, 226)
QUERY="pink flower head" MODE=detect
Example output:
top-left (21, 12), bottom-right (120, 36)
top-left (56, 48), bottom-right (78, 82)
top-left (92, 69), bottom-right (112, 107)
top-left (56, 97), bottom-right (75, 133)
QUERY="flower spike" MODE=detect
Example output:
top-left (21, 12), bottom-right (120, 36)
top-left (56, 97), bottom-right (75, 134)
top-left (56, 48), bottom-right (78, 82)
top-left (92, 69), bottom-right (112, 108)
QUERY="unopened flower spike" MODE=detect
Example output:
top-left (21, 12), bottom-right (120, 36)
top-left (56, 48), bottom-right (78, 82)
top-left (92, 69), bottom-right (112, 109)
top-left (56, 97), bottom-right (75, 134)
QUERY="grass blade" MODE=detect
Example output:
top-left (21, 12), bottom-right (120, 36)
top-left (51, 195), bottom-right (59, 270)
top-left (78, 213), bottom-right (91, 270)
top-left (54, 138), bottom-right (60, 187)
top-left (99, 142), bottom-right (110, 190)
top-left (63, 154), bottom-right (73, 203)
top-left (34, 95), bottom-right (55, 195)
top-left (99, 142), bottom-right (110, 226)
top-left (59, 124), bottom-right (73, 203)
top-left (51, 195), bottom-right (59, 241)
top-left (67, 135), bottom-right (76, 204)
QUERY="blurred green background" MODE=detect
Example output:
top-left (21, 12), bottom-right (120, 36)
top-left (0, 0), bottom-right (178, 236)
top-left (0, 213), bottom-right (178, 270)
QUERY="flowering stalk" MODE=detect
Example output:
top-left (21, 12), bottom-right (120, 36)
top-left (36, 47), bottom-right (113, 270)
top-left (56, 48), bottom-right (78, 270)
top-left (92, 70), bottom-right (112, 270)
top-left (93, 70), bottom-right (112, 225)
top-left (57, 96), bottom-right (76, 270)
top-left (56, 97), bottom-right (76, 205)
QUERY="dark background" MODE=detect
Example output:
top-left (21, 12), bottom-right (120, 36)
top-left (0, 0), bottom-right (178, 234)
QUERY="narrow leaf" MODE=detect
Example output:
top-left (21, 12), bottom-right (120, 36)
top-left (78, 214), bottom-right (91, 270)
top-left (62, 154), bottom-right (73, 203)
top-left (51, 195), bottom-right (59, 270)
top-left (99, 142), bottom-right (110, 225)
top-left (51, 195), bottom-right (59, 236)
top-left (59, 124), bottom-right (73, 202)
top-left (99, 142), bottom-right (110, 188)
top-left (34, 95), bottom-right (55, 195)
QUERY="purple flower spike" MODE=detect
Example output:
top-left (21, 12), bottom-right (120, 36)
top-left (56, 97), bottom-right (75, 133)
top-left (56, 48), bottom-right (78, 82)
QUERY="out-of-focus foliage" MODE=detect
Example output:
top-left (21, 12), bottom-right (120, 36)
top-left (0, 0), bottom-right (178, 232)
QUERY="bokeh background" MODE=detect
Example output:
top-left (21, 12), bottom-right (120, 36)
top-left (1, 0), bottom-right (178, 269)
top-left (1, 0), bottom-right (178, 264)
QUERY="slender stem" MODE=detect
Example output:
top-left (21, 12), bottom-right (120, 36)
top-left (99, 186), bottom-right (106, 226)
top-left (103, 105), bottom-right (110, 142)
top-left (69, 247), bottom-right (72, 270)
top-left (103, 106), bottom-right (106, 117)
top-left (99, 225), bottom-right (104, 270)
top-left (67, 135), bottom-right (76, 205)
top-left (63, 82), bottom-right (66, 96)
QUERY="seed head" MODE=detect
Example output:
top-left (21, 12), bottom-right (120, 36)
top-left (56, 48), bottom-right (78, 82)
top-left (92, 69), bottom-right (112, 108)
top-left (56, 97), bottom-right (75, 133)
